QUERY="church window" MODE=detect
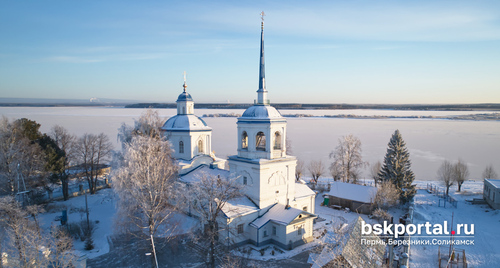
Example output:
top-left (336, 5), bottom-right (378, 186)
top-left (256, 132), bottom-right (266, 151)
top-left (238, 224), bottom-right (244, 234)
top-left (241, 131), bottom-right (248, 149)
top-left (298, 227), bottom-right (302, 235)
top-left (274, 131), bottom-right (282, 149)
top-left (263, 230), bottom-right (268, 237)
top-left (272, 226), bottom-right (277, 236)
top-left (179, 141), bottom-right (184, 154)
top-left (198, 140), bottom-right (204, 153)
top-left (243, 176), bottom-right (247, 185)
top-left (303, 206), bottom-right (307, 212)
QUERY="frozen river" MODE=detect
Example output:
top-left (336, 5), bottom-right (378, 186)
top-left (1, 107), bottom-right (499, 181)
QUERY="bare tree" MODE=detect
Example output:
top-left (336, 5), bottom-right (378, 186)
top-left (329, 163), bottom-right (341, 181)
top-left (329, 134), bottom-right (367, 183)
top-left (308, 160), bottom-right (325, 185)
top-left (113, 135), bottom-right (178, 267)
top-left (187, 174), bottom-right (242, 268)
top-left (370, 161), bottom-right (382, 186)
top-left (50, 125), bottom-right (76, 200)
top-left (437, 160), bottom-right (454, 195)
top-left (295, 159), bottom-right (304, 182)
top-left (373, 181), bottom-right (399, 209)
top-left (453, 159), bottom-right (469, 192)
top-left (75, 133), bottom-right (113, 194)
top-left (483, 164), bottom-right (498, 180)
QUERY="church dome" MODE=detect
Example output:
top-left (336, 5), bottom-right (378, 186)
top-left (177, 92), bottom-right (193, 102)
top-left (241, 105), bottom-right (283, 119)
top-left (162, 114), bottom-right (211, 131)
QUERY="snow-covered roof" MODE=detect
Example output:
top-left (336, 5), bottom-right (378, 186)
top-left (240, 105), bottom-right (283, 119)
top-left (250, 203), bottom-right (315, 228)
top-left (177, 91), bottom-right (193, 102)
top-left (486, 179), bottom-right (500, 188)
top-left (179, 165), bottom-right (230, 184)
top-left (162, 114), bottom-right (211, 131)
top-left (295, 183), bottom-right (315, 199)
top-left (327, 181), bottom-right (377, 204)
top-left (221, 197), bottom-right (259, 218)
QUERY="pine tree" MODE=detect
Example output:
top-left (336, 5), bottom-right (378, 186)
top-left (378, 130), bottom-right (416, 203)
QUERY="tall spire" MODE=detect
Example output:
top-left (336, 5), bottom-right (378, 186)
top-left (257, 11), bottom-right (268, 105)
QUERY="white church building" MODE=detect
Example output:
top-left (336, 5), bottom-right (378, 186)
top-left (163, 18), bottom-right (317, 249)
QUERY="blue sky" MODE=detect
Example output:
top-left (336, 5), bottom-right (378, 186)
top-left (1, 0), bottom-right (500, 104)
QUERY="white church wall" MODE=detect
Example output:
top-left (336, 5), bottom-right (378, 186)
top-left (224, 211), bottom-right (260, 246)
top-left (292, 195), bottom-right (316, 214)
top-left (285, 218), bottom-right (314, 248)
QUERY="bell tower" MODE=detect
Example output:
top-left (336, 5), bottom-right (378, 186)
top-left (228, 13), bottom-right (296, 210)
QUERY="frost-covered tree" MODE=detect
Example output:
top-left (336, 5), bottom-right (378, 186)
top-left (0, 196), bottom-right (75, 267)
top-left (437, 160), bottom-right (454, 195)
top-left (117, 109), bottom-right (164, 149)
top-left (483, 164), bottom-right (498, 180)
top-left (453, 159), bottom-right (469, 192)
top-left (308, 160), bottom-right (325, 185)
top-left (329, 134), bottom-right (366, 183)
top-left (113, 135), bottom-right (178, 266)
top-left (75, 133), bottom-right (113, 194)
top-left (373, 181), bottom-right (399, 209)
top-left (186, 174), bottom-right (242, 268)
top-left (378, 130), bottom-right (416, 203)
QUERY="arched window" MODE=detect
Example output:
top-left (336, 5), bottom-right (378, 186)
top-left (179, 141), bottom-right (184, 154)
top-left (274, 131), bottom-right (282, 149)
top-left (198, 139), bottom-right (204, 154)
top-left (256, 132), bottom-right (266, 151)
top-left (241, 131), bottom-right (248, 150)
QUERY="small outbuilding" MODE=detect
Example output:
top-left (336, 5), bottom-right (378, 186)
top-left (484, 179), bottom-right (500, 209)
top-left (324, 181), bottom-right (377, 215)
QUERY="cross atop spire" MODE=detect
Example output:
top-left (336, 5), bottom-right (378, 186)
top-left (256, 11), bottom-right (268, 105)
top-left (183, 71), bottom-right (187, 92)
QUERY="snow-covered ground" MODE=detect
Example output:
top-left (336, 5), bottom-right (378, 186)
top-left (38, 188), bottom-right (199, 260)
top-left (410, 180), bottom-right (500, 268)
top-left (37, 179), bottom-right (499, 267)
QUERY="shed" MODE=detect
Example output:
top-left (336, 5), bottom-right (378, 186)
top-left (325, 182), bottom-right (377, 214)
top-left (484, 179), bottom-right (500, 209)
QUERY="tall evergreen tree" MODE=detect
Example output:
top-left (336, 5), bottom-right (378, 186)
top-left (378, 130), bottom-right (416, 203)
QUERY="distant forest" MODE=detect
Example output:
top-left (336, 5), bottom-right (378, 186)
top-left (125, 103), bottom-right (500, 111)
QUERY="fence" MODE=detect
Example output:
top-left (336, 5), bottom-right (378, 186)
top-left (427, 183), bottom-right (458, 208)
top-left (23, 177), bottom-right (111, 205)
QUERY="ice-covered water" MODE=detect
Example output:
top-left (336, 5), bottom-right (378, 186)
top-left (1, 107), bottom-right (499, 181)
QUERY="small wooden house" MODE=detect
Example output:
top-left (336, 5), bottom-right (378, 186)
top-left (324, 182), bottom-right (377, 215)
top-left (484, 179), bottom-right (500, 209)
